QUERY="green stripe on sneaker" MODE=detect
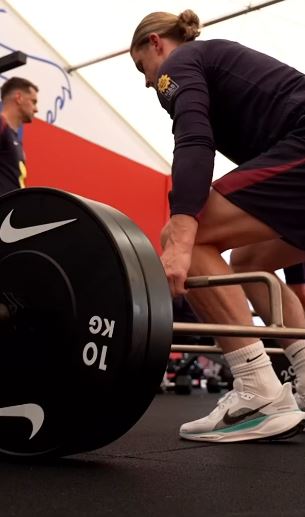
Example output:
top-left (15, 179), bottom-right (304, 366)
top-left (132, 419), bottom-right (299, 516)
top-left (218, 409), bottom-right (302, 434)
top-left (220, 415), bottom-right (268, 433)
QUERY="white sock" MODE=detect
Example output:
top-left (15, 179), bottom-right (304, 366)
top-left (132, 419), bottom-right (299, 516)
top-left (284, 340), bottom-right (305, 393)
top-left (224, 340), bottom-right (282, 398)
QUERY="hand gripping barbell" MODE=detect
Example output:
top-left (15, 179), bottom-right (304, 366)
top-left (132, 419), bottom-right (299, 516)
top-left (0, 187), bottom-right (303, 458)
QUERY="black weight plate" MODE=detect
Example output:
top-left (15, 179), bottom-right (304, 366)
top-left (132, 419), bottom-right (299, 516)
top-left (95, 202), bottom-right (173, 383)
top-left (76, 197), bottom-right (173, 431)
top-left (63, 198), bottom-right (153, 455)
top-left (0, 187), bottom-right (151, 457)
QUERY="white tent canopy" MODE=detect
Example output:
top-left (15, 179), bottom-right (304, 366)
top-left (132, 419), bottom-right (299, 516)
top-left (4, 0), bottom-right (305, 177)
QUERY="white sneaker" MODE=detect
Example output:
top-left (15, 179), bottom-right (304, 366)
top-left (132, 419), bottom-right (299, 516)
top-left (179, 382), bottom-right (305, 443)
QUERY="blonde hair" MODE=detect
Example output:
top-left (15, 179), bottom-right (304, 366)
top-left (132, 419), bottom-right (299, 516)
top-left (130, 9), bottom-right (201, 52)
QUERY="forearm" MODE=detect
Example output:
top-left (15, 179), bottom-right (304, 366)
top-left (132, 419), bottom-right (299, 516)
top-left (164, 214), bottom-right (198, 252)
top-left (160, 215), bottom-right (198, 296)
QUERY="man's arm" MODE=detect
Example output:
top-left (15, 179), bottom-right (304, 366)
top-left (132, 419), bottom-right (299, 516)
top-left (160, 214), bottom-right (198, 296)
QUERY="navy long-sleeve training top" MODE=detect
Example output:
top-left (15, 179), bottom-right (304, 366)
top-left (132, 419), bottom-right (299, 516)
top-left (156, 39), bottom-right (305, 217)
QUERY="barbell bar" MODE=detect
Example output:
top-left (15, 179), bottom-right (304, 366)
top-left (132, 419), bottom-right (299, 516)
top-left (0, 187), bottom-right (302, 459)
top-left (173, 322), bottom-right (305, 340)
top-left (171, 344), bottom-right (285, 354)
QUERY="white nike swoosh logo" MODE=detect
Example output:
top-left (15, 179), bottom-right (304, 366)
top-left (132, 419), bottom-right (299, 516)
top-left (0, 210), bottom-right (77, 243)
top-left (0, 403), bottom-right (44, 439)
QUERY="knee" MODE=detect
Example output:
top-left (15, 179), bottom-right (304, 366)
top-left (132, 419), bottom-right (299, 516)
top-left (230, 247), bottom-right (276, 273)
top-left (230, 248), bottom-right (260, 273)
top-left (194, 227), bottom-right (231, 254)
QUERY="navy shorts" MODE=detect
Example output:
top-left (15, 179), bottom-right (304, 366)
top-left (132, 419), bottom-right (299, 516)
top-left (213, 114), bottom-right (305, 251)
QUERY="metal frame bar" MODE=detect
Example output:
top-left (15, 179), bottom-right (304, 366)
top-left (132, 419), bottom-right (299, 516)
top-left (173, 322), bottom-right (305, 340)
top-left (202, 0), bottom-right (285, 27)
top-left (66, 0), bottom-right (285, 73)
top-left (171, 344), bottom-right (284, 355)
top-left (172, 270), bottom-right (305, 349)
top-left (185, 271), bottom-right (283, 326)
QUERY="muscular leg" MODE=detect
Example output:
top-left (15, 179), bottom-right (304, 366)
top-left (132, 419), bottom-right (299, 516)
top-left (186, 244), bottom-right (256, 351)
top-left (284, 263), bottom-right (305, 312)
top-left (288, 283), bottom-right (305, 312)
top-left (184, 188), bottom-right (280, 353)
top-left (230, 240), bottom-right (305, 349)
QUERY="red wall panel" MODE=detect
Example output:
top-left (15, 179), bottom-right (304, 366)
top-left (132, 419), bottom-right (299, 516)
top-left (23, 119), bottom-right (169, 253)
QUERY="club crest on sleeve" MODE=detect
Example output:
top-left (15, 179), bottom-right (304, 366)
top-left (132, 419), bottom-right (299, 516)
top-left (157, 74), bottom-right (179, 99)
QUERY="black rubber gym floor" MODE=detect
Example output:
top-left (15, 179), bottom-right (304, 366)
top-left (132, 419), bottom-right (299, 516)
top-left (0, 387), bottom-right (304, 517)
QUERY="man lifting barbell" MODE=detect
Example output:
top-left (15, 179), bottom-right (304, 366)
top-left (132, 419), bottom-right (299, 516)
top-left (130, 9), bottom-right (305, 442)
